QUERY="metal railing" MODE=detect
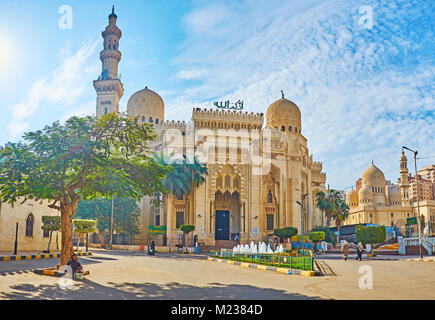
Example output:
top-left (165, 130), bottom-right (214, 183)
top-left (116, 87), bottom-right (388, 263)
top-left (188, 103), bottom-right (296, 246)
top-left (210, 250), bottom-right (314, 271)
top-left (404, 237), bottom-right (434, 255)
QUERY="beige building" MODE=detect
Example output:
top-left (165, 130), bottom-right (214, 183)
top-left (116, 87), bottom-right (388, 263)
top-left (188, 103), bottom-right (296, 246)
top-left (94, 9), bottom-right (327, 247)
top-left (0, 201), bottom-right (61, 252)
top-left (345, 152), bottom-right (435, 236)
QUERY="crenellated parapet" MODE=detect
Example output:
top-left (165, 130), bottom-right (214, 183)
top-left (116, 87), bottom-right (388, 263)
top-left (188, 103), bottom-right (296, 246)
top-left (192, 108), bottom-right (264, 129)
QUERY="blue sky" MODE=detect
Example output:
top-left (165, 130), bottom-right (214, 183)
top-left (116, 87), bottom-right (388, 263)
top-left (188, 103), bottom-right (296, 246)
top-left (1, 0), bottom-right (434, 190)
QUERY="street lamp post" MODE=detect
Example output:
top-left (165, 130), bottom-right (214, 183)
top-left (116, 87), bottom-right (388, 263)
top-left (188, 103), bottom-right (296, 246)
top-left (13, 222), bottom-right (18, 255)
top-left (296, 192), bottom-right (310, 256)
top-left (402, 146), bottom-right (423, 259)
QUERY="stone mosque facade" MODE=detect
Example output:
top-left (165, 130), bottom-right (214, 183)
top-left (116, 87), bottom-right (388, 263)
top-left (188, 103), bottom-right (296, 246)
top-left (94, 9), bottom-right (327, 246)
top-left (345, 153), bottom-right (435, 236)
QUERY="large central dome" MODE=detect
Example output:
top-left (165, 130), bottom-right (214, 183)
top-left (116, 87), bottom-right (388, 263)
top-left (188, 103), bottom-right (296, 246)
top-left (127, 86), bottom-right (164, 124)
top-left (266, 94), bottom-right (301, 133)
top-left (362, 164), bottom-right (385, 187)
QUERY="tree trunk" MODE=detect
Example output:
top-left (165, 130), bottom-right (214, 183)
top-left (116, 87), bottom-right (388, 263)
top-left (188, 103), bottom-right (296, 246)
top-left (98, 231), bottom-right (106, 248)
top-left (60, 205), bottom-right (75, 265)
top-left (47, 230), bottom-right (52, 252)
top-left (86, 233), bottom-right (89, 252)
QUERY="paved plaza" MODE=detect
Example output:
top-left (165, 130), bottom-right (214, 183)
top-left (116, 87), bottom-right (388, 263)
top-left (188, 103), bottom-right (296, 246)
top-left (0, 251), bottom-right (434, 300)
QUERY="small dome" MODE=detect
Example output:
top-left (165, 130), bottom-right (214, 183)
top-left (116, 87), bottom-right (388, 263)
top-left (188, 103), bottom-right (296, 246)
top-left (127, 87), bottom-right (164, 125)
top-left (359, 185), bottom-right (373, 203)
top-left (266, 94), bottom-right (301, 133)
top-left (362, 164), bottom-right (385, 187)
top-left (346, 188), bottom-right (358, 207)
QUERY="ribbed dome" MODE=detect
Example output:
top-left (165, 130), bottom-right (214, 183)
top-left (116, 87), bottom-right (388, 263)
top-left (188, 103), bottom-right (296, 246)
top-left (359, 185), bottom-right (373, 203)
top-left (346, 188), bottom-right (359, 207)
top-left (362, 164), bottom-right (385, 187)
top-left (127, 87), bottom-right (164, 125)
top-left (266, 96), bottom-right (301, 133)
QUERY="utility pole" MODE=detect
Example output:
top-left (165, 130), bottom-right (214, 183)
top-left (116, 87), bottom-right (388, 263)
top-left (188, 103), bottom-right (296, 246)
top-left (402, 146), bottom-right (423, 259)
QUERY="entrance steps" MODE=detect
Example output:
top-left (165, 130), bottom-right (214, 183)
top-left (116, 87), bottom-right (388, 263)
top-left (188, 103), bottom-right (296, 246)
top-left (214, 240), bottom-right (239, 249)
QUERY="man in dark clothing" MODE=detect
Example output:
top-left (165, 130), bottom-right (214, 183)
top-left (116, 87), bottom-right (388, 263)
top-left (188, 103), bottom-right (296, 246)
top-left (148, 241), bottom-right (156, 255)
top-left (67, 254), bottom-right (83, 276)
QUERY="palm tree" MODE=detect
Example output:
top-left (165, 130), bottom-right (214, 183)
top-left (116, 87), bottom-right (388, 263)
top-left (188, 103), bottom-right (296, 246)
top-left (182, 155), bottom-right (208, 226)
top-left (315, 185), bottom-right (341, 226)
top-left (333, 200), bottom-right (350, 239)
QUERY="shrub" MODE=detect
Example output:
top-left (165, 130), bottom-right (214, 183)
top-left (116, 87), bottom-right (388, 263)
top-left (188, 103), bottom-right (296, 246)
top-left (274, 227), bottom-right (298, 242)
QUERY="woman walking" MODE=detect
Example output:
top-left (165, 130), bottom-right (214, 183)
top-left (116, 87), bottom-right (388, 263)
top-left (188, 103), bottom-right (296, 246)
top-left (342, 241), bottom-right (349, 261)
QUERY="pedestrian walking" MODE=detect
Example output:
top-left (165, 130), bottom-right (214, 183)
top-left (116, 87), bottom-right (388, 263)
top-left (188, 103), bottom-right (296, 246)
top-left (341, 240), bottom-right (349, 261)
top-left (356, 242), bottom-right (364, 261)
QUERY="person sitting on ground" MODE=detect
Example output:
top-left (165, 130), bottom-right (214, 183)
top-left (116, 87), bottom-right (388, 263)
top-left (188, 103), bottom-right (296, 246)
top-left (67, 253), bottom-right (83, 277)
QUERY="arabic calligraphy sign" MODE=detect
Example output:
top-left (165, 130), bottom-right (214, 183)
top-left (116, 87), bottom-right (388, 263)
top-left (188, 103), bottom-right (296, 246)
top-left (213, 100), bottom-right (244, 110)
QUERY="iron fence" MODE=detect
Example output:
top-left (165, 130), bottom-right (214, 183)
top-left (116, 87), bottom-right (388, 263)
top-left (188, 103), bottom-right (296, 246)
top-left (210, 250), bottom-right (313, 271)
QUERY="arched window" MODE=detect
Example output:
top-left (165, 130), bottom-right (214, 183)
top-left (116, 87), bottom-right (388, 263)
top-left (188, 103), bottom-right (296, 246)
top-left (25, 214), bottom-right (34, 237)
top-left (141, 116), bottom-right (145, 122)
top-left (281, 125), bottom-right (285, 131)
top-left (267, 190), bottom-right (273, 203)
top-left (104, 108), bottom-right (108, 115)
top-left (295, 127), bottom-right (298, 133)
top-left (289, 125), bottom-right (292, 132)
top-left (148, 117), bottom-right (153, 123)
top-left (225, 175), bottom-right (231, 189)
top-left (155, 118), bottom-right (159, 124)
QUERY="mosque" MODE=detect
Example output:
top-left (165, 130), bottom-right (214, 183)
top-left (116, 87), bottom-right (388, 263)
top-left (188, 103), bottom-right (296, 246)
top-left (93, 8), bottom-right (327, 247)
top-left (345, 153), bottom-right (435, 236)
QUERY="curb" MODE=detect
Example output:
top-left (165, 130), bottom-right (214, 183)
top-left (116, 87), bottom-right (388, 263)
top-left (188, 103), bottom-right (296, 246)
top-left (207, 257), bottom-right (317, 277)
top-left (33, 269), bottom-right (90, 277)
top-left (398, 258), bottom-right (434, 262)
top-left (0, 251), bottom-right (92, 262)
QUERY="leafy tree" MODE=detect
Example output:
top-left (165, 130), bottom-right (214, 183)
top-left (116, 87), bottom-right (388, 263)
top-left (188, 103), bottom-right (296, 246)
top-left (356, 225), bottom-right (386, 255)
top-left (180, 224), bottom-right (195, 246)
top-left (274, 227), bottom-right (298, 242)
top-left (41, 216), bottom-right (61, 252)
top-left (0, 114), bottom-right (169, 265)
top-left (315, 185), bottom-right (341, 226)
top-left (73, 219), bottom-right (97, 251)
top-left (75, 197), bottom-right (141, 247)
top-left (310, 225), bottom-right (337, 245)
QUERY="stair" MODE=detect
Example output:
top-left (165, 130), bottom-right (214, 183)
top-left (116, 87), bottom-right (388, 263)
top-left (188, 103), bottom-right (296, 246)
top-left (214, 240), bottom-right (239, 249)
top-left (374, 237), bottom-right (398, 249)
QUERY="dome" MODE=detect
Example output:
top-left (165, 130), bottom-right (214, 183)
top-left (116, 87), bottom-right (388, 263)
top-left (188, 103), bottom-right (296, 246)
top-left (346, 188), bottom-right (358, 207)
top-left (266, 94), bottom-right (301, 133)
top-left (362, 164), bottom-right (385, 187)
top-left (127, 87), bottom-right (164, 125)
top-left (358, 185), bottom-right (373, 203)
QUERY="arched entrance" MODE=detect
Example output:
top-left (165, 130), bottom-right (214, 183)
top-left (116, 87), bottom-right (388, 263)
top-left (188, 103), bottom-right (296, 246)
top-left (214, 191), bottom-right (241, 240)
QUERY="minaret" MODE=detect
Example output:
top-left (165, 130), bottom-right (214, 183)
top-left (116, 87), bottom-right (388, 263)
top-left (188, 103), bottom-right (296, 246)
top-left (399, 150), bottom-right (410, 205)
top-left (93, 6), bottom-right (124, 118)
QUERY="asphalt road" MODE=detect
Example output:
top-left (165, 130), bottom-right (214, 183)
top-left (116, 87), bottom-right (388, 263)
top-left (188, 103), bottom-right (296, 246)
top-left (0, 252), bottom-right (433, 300)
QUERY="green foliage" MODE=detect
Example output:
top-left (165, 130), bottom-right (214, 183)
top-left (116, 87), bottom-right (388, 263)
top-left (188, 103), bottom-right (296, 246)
top-left (0, 113), bottom-right (169, 207)
top-left (154, 152), bottom-right (207, 201)
top-left (315, 185), bottom-right (350, 229)
top-left (75, 197), bottom-right (141, 236)
top-left (310, 226), bottom-right (337, 245)
top-left (73, 219), bottom-right (97, 234)
top-left (356, 225), bottom-right (386, 246)
top-left (0, 113), bottom-right (169, 263)
top-left (41, 216), bottom-right (61, 232)
top-left (308, 231), bottom-right (325, 242)
top-left (274, 227), bottom-right (298, 240)
top-left (180, 225), bottom-right (195, 235)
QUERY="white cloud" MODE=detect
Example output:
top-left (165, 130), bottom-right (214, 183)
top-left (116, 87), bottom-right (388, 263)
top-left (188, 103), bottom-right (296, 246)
top-left (7, 39), bottom-right (99, 140)
top-left (166, 0), bottom-right (435, 189)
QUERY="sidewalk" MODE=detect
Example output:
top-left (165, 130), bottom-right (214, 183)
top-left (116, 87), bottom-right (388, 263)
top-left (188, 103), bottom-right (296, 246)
top-left (0, 251), bottom-right (91, 261)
